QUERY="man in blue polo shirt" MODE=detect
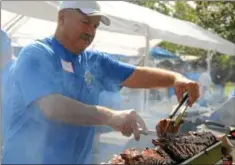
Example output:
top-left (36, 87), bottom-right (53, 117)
top-left (1, 1), bottom-right (199, 164)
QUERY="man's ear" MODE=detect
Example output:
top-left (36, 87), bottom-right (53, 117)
top-left (58, 11), bottom-right (65, 25)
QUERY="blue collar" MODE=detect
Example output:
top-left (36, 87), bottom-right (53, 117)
top-left (51, 36), bottom-right (78, 62)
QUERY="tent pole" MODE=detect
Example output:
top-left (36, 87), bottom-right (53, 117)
top-left (142, 25), bottom-right (150, 113)
top-left (8, 17), bottom-right (30, 37)
top-left (206, 50), bottom-right (213, 74)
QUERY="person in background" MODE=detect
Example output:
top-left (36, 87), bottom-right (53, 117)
top-left (184, 65), bottom-right (200, 82)
top-left (228, 87), bottom-right (235, 99)
top-left (1, 1), bottom-right (199, 164)
top-left (166, 64), bottom-right (175, 99)
top-left (198, 65), bottom-right (212, 107)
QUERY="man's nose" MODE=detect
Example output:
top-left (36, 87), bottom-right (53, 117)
top-left (86, 25), bottom-right (95, 36)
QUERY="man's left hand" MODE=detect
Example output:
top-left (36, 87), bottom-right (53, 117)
top-left (156, 77), bottom-right (199, 136)
top-left (174, 76), bottom-right (199, 107)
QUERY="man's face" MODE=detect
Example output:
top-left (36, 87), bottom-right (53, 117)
top-left (59, 9), bottom-right (101, 52)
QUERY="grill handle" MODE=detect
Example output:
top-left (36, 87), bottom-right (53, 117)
top-left (205, 120), bottom-right (226, 128)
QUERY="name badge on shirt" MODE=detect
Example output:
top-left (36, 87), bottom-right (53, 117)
top-left (61, 60), bottom-right (74, 73)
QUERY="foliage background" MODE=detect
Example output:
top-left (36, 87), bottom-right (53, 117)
top-left (130, 1), bottom-right (235, 84)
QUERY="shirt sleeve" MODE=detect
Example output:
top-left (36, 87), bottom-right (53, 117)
top-left (14, 43), bottom-right (61, 107)
top-left (99, 52), bottom-right (136, 91)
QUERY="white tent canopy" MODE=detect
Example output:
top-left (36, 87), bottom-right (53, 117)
top-left (2, 1), bottom-right (235, 56)
top-left (1, 1), bottom-right (145, 35)
top-left (1, 9), bottom-right (151, 57)
top-left (99, 1), bottom-right (235, 56)
top-left (88, 31), bottom-right (162, 56)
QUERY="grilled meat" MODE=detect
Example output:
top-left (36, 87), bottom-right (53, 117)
top-left (104, 131), bottom-right (218, 164)
top-left (156, 119), bottom-right (182, 137)
top-left (104, 147), bottom-right (175, 165)
top-left (152, 131), bottom-right (218, 162)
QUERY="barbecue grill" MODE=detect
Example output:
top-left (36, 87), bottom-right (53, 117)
top-left (101, 97), bottom-right (235, 165)
top-left (180, 141), bottom-right (222, 164)
top-left (102, 131), bottom-right (231, 164)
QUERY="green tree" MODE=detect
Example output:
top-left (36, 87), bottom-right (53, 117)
top-left (195, 1), bottom-right (235, 43)
top-left (131, 1), bottom-right (206, 56)
top-left (195, 2), bottom-right (235, 83)
top-left (131, 1), bottom-right (172, 15)
top-left (173, 1), bottom-right (198, 23)
top-left (131, 1), bottom-right (235, 83)
top-left (156, 1), bottom-right (208, 57)
top-left (131, 1), bottom-right (234, 54)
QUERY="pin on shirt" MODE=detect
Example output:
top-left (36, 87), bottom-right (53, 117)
top-left (61, 60), bottom-right (74, 73)
top-left (84, 71), bottom-right (92, 85)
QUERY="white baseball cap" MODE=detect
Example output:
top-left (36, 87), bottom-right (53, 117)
top-left (58, 1), bottom-right (111, 26)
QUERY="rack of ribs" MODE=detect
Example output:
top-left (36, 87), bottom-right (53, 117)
top-left (103, 131), bottom-right (218, 164)
top-left (152, 131), bottom-right (218, 162)
top-left (104, 147), bottom-right (175, 165)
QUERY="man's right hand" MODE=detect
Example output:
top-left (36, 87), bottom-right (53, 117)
top-left (107, 109), bottom-right (148, 141)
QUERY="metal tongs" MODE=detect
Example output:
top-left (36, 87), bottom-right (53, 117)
top-left (205, 120), bottom-right (235, 140)
top-left (139, 93), bottom-right (189, 136)
top-left (168, 93), bottom-right (189, 128)
top-left (139, 129), bottom-right (156, 136)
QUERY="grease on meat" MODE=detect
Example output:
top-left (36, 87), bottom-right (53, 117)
top-left (104, 131), bottom-right (218, 164)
